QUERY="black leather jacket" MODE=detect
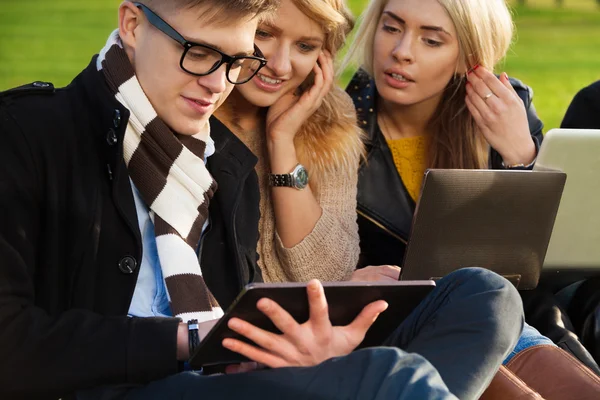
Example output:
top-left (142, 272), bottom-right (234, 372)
top-left (346, 69), bottom-right (544, 268)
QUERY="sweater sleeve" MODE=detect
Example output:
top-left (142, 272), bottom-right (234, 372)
top-left (272, 162), bottom-right (360, 283)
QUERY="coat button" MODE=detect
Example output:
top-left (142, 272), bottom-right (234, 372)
top-left (106, 129), bottom-right (118, 146)
top-left (118, 256), bottom-right (137, 274)
top-left (113, 109), bottom-right (121, 128)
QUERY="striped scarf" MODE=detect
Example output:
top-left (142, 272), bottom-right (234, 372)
top-left (98, 30), bottom-right (223, 323)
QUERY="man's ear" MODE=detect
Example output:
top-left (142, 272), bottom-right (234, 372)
top-left (118, 1), bottom-right (143, 53)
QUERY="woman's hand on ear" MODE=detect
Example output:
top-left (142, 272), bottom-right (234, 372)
top-left (265, 50), bottom-right (334, 147)
top-left (465, 66), bottom-right (536, 166)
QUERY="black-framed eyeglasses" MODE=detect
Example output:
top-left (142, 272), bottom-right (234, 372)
top-left (134, 2), bottom-right (267, 84)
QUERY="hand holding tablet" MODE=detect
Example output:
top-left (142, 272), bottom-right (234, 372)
top-left (221, 279), bottom-right (388, 368)
top-left (190, 279), bottom-right (435, 369)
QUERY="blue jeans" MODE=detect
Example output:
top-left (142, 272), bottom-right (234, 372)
top-left (81, 268), bottom-right (523, 400)
top-left (504, 323), bottom-right (555, 364)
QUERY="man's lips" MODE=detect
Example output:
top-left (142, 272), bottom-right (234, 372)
top-left (182, 96), bottom-right (213, 107)
top-left (182, 96), bottom-right (214, 114)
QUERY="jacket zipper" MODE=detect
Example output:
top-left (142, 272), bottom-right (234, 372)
top-left (357, 209), bottom-right (408, 245)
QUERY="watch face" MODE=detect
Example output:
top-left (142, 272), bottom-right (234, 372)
top-left (293, 165), bottom-right (309, 189)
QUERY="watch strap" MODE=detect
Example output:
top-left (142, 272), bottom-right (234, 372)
top-left (269, 172), bottom-right (294, 187)
top-left (188, 319), bottom-right (200, 357)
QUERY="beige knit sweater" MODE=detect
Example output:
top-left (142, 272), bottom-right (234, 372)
top-left (230, 126), bottom-right (360, 283)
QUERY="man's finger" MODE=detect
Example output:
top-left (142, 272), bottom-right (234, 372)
top-left (227, 317), bottom-right (293, 358)
top-left (222, 338), bottom-right (286, 369)
top-left (256, 298), bottom-right (300, 336)
top-left (346, 300), bottom-right (388, 338)
top-left (307, 280), bottom-right (331, 334)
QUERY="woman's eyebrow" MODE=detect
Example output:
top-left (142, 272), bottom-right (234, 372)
top-left (382, 11), bottom-right (452, 37)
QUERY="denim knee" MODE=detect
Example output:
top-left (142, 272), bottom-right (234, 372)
top-left (440, 267), bottom-right (524, 344)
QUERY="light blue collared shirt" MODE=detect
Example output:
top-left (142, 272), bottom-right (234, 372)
top-left (127, 135), bottom-right (215, 318)
top-left (127, 184), bottom-right (173, 318)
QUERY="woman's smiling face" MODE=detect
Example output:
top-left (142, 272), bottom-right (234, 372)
top-left (235, 0), bottom-right (326, 108)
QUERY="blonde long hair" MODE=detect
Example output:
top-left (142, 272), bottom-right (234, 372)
top-left (289, 0), bottom-right (365, 189)
top-left (344, 0), bottom-right (514, 169)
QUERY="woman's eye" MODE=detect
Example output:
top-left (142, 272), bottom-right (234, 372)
top-left (298, 42), bottom-right (316, 53)
top-left (382, 24), bottom-right (400, 34)
top-left (423, 38), bottom-right (442, 47)
top-left (255, 30), bottom-right (271, 39)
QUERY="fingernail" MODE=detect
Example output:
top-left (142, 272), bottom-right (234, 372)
top-left (258, 298), bottom-right (270, 311)
top-left (467, 64), bottom-right (480, 75)
top-left (502, 72), bottom-right (508, 80)
top-left (228, 319), bottom-right (241, 330)
top-left (308, 279), bottom-right (321, 292)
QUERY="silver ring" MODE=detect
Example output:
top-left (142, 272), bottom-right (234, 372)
top-left (483, 92), bottom-right (494, 101)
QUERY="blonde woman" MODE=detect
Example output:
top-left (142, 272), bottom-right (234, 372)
top-left (215, 0), bottom-right (363, 283)
top-left (344, 0), bottom-right (600, 380)
top-left (345, 0), bottom-right (542, 268)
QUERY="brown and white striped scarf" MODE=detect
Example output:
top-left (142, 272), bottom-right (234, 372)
top-left (98, 30), bottom-right (223, 323)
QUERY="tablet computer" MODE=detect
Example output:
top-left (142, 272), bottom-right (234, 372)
top-left (189, 280), bottom-right (435, 368)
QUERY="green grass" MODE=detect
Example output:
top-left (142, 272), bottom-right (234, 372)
top-left (0, 1), bottom-right (118, 89)
top-left (1, 0), bottom-right (599, 130)
top-left (502, 2), bottom-right (600, 129)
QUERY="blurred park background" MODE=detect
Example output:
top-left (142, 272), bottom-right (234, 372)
top-left (1, 0), bottom-right (599, 130)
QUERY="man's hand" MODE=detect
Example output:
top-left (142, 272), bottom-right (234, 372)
top-left (221, 280), bottom-right (388, 368)
top-left (350, 265), bottom-right (401, 282)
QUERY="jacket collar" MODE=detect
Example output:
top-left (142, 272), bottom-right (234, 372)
top-left (210, 116), bottom-right (258, 174)
top-left (345, 68), bottom-right (415, 242)
top-left (346, 68), bottom-right (379, 144)
top-left (78, 56), bottom-right (139, 248)
top-left (79, 55), bottom-right (130, 144)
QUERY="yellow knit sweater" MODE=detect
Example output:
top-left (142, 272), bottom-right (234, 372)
top-left (386, 137), bottom-right (428, 202)
top-left (227, 124), bottom-right (360, 283)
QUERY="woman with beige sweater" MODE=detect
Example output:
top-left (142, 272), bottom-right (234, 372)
top-left (214, 0), bottom-right (365, 283)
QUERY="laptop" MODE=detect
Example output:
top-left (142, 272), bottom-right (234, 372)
top-left (534, 128), bottom-right (600, 271)
top-left (399, 169), bottom-right (566, 289)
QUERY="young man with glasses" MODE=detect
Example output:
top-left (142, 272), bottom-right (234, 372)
top-left (0, 1), bottom-right (525, 399)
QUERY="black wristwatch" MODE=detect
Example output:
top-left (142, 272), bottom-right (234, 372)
top-left (188, 319), bottom-right (200, 356)
top-left (269, 163), bottom-right (309, 190)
